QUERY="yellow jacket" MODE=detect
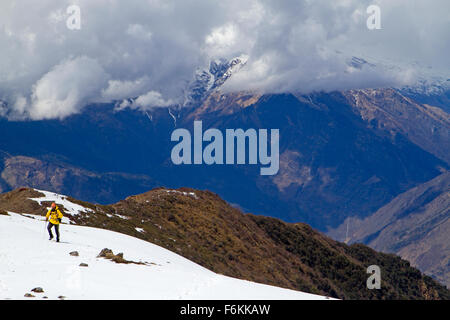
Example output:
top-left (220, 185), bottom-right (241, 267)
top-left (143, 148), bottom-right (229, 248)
top-left (46, 207), bottom-right (63, 225)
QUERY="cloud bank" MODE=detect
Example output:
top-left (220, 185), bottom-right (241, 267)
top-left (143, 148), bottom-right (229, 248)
top-left (0, 0), bottom-right (448, 120)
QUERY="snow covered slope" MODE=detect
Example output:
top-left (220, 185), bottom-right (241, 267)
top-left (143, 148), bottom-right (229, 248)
top-left (0, 212), bottom-right (329, 300)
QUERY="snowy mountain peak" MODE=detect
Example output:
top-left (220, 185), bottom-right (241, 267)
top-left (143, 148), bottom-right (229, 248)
top-left (346, 54), bottom-right (450, 96)
top-left (347, 56), bottom-right (376, 70)
top-left (184, 55), bottom-right (248, 106)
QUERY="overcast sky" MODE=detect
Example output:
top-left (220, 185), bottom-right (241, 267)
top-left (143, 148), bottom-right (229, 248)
top-left (0, 0), bottom-right (449, 120)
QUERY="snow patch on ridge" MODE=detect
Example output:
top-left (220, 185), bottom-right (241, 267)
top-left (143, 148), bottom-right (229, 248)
top-left (164, 189), bottom-right (199, 199)
top-left (29, 189), bottom-right (92, 218)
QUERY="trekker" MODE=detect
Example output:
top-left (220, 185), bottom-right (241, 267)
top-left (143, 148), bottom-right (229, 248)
top-left (46, 203), bottom-right (63, 242)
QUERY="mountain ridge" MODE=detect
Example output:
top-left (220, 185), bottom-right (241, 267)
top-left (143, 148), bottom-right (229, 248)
top-left (0, 88), bottom-right (448, 231)
top-left (0, 186), bottom-right (448, 300)
top-left (328, 171), bottom-right (450, 287)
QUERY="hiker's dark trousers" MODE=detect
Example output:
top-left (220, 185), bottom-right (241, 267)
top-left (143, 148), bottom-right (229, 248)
top-left (47, 222), bottom-right (60, 240)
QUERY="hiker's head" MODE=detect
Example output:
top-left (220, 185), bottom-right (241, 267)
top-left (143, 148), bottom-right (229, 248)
top-left (51, 203), bottom-right (56, 209)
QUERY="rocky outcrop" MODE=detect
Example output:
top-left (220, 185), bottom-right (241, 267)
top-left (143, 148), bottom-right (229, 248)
top-left (97, 248), bottom-right (145, 265)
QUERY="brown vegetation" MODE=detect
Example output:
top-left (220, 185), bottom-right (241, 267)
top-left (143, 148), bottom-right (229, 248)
top-left (1, 187), bottom-right (449, 299)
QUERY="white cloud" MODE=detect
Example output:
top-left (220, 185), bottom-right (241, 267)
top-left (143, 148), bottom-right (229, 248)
top-left (134, 91), bottom-right (174, 108)
top-left (0, 0), bottom-right (448, 120)
top-left (27, 56), bottom-right (109, 120)
top-left (205, 24), bottom-right (238, 56)
top-left (117, 91), bottom-right (174, 111)
top-left (126, 24), bottom-right (153, 40)
top-left (101, 77), bottom-right (152, 101)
